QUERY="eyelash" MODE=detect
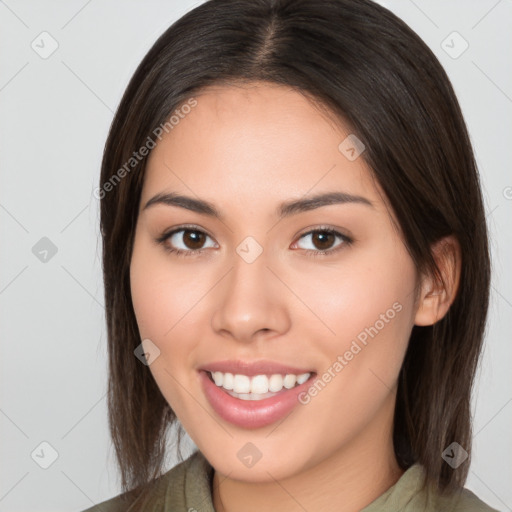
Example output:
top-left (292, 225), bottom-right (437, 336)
top-left (155, 224), bottom-right (353, 259)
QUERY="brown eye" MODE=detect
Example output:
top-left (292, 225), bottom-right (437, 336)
top-left (294, 228), bottom-right (351, 255)
top-left (181, 229), bottom-right (206, 250)
top-left (159, 227), bottom-right (217, 255)
top-left (311, 231), bottom-right (336, 250)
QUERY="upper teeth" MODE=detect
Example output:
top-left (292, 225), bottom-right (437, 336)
top-left (210, 371), bottom-right (311, 394)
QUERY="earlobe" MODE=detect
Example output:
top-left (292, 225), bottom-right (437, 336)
top-left (414, 236), bottom-right (461, 327)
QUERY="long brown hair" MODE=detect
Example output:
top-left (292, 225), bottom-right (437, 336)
top-left (98, 0), bottom-right (491, 506)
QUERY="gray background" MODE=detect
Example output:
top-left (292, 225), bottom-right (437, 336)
top-left (0, 1), bottom-right (510, 510)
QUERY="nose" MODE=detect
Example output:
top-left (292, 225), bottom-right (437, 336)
top-left (210, 246), bottom-right (291, 344)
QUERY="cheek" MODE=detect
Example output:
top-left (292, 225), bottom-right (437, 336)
top-left (305, 241), bottom-right (417, 390)
top-left (298, 247), bottom-right (416, 343)
top-left (297, 249), bottom-right (416, 434)
top-left (336, 292), bottom-right (411, 383)
top-left (129, 240), bottom-right (201, 414)
top-left (130, 236), bottom-right (202, 340)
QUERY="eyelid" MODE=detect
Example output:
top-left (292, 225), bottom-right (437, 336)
top-left (156, 223), bottom-right (217, 245)
top-left (291, 225), bottom-right (353, 253)
top-left (156, 224), bottom-right (353, 256)
top-left (294, 224), bottom-right (353, 242)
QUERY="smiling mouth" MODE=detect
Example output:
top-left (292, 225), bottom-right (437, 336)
top-left (204, 369), bottom-right (315, 401)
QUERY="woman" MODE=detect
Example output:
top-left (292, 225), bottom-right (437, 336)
top-left (84, 0), bottom-right (498, 510)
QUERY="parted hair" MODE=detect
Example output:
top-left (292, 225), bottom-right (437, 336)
top-left (98, 0), bottom-right (491, 507)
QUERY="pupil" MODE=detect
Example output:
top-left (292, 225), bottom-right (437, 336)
top-left (182, 230), bottom-right (334, 251)
top-left (314, 231), bottom-right (333, 250)
top-left (184, 230), bottom-right (204, 249)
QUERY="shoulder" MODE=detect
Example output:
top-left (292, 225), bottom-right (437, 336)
top-left (363, 464), bottom-right (501, 512)
top-left (413, 467), bottom-right (501, 512)
top-left (80, 450), bottom-right (210, 512)
top-left (432, 486), bottom-right (501, 512)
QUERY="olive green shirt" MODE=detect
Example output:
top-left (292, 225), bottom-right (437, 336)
top-left (81, 450), bottom-right (500, 512)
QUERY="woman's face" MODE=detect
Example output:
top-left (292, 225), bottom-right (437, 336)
top-left (130, 82), bottom-right (420, 481)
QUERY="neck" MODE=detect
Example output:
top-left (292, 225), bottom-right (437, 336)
top-left (212, 398), bottom-right (404, 512)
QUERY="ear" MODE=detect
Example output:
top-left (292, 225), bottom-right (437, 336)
top-left (414, 235), bottom-right (461, 326)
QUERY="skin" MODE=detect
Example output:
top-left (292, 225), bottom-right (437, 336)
top-left (129, 81), bottom-right (460, 512)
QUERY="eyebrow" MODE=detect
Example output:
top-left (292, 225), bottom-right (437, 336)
top-left (142, 191), bottom-right (374, 220)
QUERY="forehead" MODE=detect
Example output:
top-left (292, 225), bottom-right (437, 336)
top-left (142, 82), bottom-right (384, 214)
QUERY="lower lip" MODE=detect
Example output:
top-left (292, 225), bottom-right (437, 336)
top-left (198, 370), bottom-right (316, 429)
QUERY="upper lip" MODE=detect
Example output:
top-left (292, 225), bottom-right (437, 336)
top-left (199, 359), bottom-right (315, 377)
